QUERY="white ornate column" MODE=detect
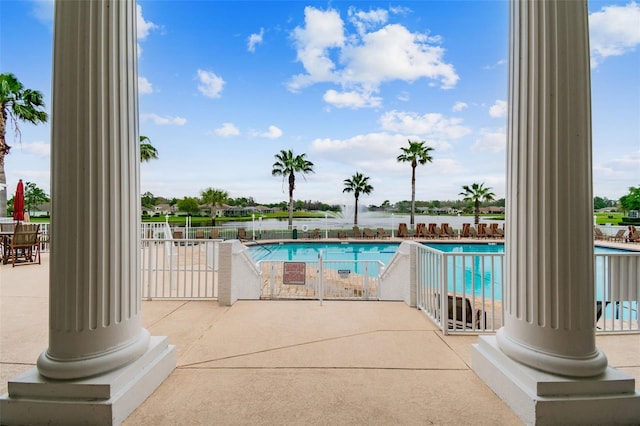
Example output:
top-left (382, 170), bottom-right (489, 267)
top-left (38, 0), bottom-right (148, 380)
top-left (472, 1), bottom-right (639, 424)
top-left (497, 0), bottom-right (606, 377)
top-left (0, 1), bottom-right (175, 424)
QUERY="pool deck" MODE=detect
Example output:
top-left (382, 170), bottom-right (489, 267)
top-left (2, 250), bottom-right (639, 425)
top-left (247, 236), bottom-right (640, 251)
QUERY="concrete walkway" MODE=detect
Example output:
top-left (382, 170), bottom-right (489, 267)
top-left (2, 254), bottom-right (639, 425)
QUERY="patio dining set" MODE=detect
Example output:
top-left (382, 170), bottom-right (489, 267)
top-left (0, 222), bottom-right (42, 267)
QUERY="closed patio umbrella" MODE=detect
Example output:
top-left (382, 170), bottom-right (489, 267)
top-left (12, 179), bottom-right (24, 223)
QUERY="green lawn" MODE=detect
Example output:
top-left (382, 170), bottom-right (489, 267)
top-left (594, 212), bottom-right (624, 225)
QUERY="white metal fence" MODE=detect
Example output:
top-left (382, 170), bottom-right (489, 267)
top-left (416, 244), bottom-right (639, 334)
top-left (416, 245), bottom-right (503, 334)
top-left (259, 254), bottom-right (382, 300)
top-left (594, 253), bottom-right (640, 332)
top-left (141, 238), bottom-right (220, 299)
top-left (17, 222), bottom-right (640, 334)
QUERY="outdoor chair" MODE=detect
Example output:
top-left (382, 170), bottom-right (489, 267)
top-left (352, 226), bottom-right (362, 238)
top-left (441, 294), bottom-right (486, 330)
top-left (9, 223), bottom-right (41, 267)
top-left (490, 223), bottom-right (504, 238)
top-left (477, 223), bottom-right (489, 238)
top-left (397, 223), bottom-right (411, 238)
top-left (460, 223), bottom-right (471, 238)
top-left (310, 228), bottom-right (321, 239)
top-left (610, 229), bottom-right (626, 242)
top-left (237, 228), bottom-right (252, 241)
top-left (376, 228), bottom-right (389, 239)
top-left (1, 223), bottom-right (15, 233)
top-left (210, 229), bottom-right (220, 239)
top-left (445, 225), bottom-right (459, 239)
top-left (426, 223), bottom-right (438, 238)
top-left (594, 227), bottom-right (608, 241)
top-left (469, 227), bottom-right (478, 238)
top-left (440, 224), bottom-right (452, 239)
top-left (596, 301), bottom-right (620, 329)
top-left (363, 228), bottom-right (376, 238)
top-left (629, 231), bottom-right (640, 243)
top-left (337, 231), bottom-right (348, 239)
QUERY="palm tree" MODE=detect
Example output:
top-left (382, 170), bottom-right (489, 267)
top-left (396, 140), bottom-right (434, 228)
top-left (460, 182), bottom-right (496, 225)
top-left (342, 172), bottom-right (374, 226)
top-left (140, 135), bottom-right (158, 162)
top-left (271, 149), bottom-right (314, 228)
top-left (0, 73), bottom-right (48, 216)
top-left (200, 187), bottom-right (228, 226)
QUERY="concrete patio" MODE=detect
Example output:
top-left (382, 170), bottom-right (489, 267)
top-left (1, 253), bottom-right (639, 425)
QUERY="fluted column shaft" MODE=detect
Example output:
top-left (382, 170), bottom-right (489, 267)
top-left (37, 0), bottom-right (149, 379)
top-left (496, 0), bottom-right (607, 377)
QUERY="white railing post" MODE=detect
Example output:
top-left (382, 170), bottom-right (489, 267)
top-left (441, 253), bottom-right (448, 334)
top-left (318, 251), bottom-right (324, 305)
top-left (146, 240), bottom-right (153, 300)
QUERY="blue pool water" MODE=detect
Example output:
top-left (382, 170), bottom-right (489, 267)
top-left (248, 242), bottom-right (400, 263)
top-left (248, 242), bottom-right (629, 261)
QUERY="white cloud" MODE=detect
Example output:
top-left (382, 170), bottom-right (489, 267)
top-left (288, 6), bottom-right (458, 106)
top-left (19, 141), bottom-right (50, 157)
top-left (311, 132), bottom-right (408, 170)
top-left (248, 28), bottom-right (264, 52)
top-left (593, 151), bottom-right (640, 198)
top-left (471, 128), bottom-right (506, 153)
top-left (29, 0), bottom-right (54, 26)
top-left (379, 110), bottom-right (471, 139)
top-left (137, 4), bottom-right (158, 40)
top-left (348, 7), bottom-right (388, 35)
top-left (197, 69), bottom-right (225, 98)
top-left (452, 102), bottom-right (468, 112)
top-left (138, 77), bottom-right (153, 95)
top-left (323, 89), bottom-right (382, 108)
top-left (483, 59), bottom-right (507, 70)
top-left (141, 113), bottom-right (187, 126)
top-left (590, 2), bottom-right (640, 67)
top-left (397, 91), bottom-right (410, 102)
top-left (595, 150), bottom-right (640, 176)
top-left (260, 125), bottom-right (283, 139)
top-left (288, 7), bottom-right (345, 92)
top-left (215, 123), bottom-right (240, 136)
top-left (489, 100), bottom-right (507, 118)
top-left (311, 132), bottom-right (465, 179)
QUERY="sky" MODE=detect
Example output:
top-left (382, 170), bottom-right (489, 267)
top-left (1, 0), bottom-right (639, 207)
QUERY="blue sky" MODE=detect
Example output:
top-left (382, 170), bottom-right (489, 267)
top-left (1, 0), bottom-right (639, 207)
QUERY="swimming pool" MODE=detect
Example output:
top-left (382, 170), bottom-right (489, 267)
top-left (248, 242), bottom-right (400, 263)
top-left (248, 241), bottom-right (630, 262)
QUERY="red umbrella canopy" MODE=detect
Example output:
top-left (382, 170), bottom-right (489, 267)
top-left (13, 179), bottom-right (25, 222)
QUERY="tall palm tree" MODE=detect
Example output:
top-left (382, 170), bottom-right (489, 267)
top-left (342, 172), bottom-right (374, 226)
top-left (459, 182), bottom-right (496, 225)
top-left (200, 187), bottom-right (228, 226)
top-left (271, 149), bottom-right (314, 229)
top-left (396, 140), bottom-right (434, 228)
top-left (140, 135), bottom-right (158, 162)
top-left (0, 73), bottom-right (48, 216)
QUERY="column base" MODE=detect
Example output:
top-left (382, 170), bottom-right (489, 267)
top-left (472, 335), bottom-right (640, 425)
top-left (0, 336), bottom-right (176, 426)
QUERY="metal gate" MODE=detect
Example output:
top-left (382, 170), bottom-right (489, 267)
top-left (259, 253), bottom-right (382, 300)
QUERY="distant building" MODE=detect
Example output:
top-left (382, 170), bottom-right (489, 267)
top-left (480, 206), bottom-right (505, 214)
